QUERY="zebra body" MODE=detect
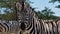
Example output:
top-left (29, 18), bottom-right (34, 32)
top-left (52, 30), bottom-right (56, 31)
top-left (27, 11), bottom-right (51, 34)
top-left (0, 20), bottom-right (20, 34)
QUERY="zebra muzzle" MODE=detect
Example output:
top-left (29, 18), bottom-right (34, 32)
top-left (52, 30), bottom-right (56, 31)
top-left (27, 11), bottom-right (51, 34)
top-left (20, 22), bottom-right (26, 30)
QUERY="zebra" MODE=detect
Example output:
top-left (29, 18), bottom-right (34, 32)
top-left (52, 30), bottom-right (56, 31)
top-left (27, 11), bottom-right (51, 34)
top-left (56, 19), bottom-right (60, 34)
top-left (16, 0), bottom-right (41, 34)
top-left (0, 20), bottom-right (11, 34)
top-left (0, 0), bottom-right (60, 34)
top-left (0, 20), bottom-right (20, 34)
top-left (43, 19), bottom-right (59, 34)
top-left (0, 0), bottom-right (41, 34)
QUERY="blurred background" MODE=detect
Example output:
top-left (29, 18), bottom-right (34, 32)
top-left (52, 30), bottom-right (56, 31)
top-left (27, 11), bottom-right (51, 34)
top-left (0, 0), bottom-right (60, 20)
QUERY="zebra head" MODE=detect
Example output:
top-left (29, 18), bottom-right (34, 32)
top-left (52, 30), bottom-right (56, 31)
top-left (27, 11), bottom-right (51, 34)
top-left (20, 19), bottom-right (30, 30)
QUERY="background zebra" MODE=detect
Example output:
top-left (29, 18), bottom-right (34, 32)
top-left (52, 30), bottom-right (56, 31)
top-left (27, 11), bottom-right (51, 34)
top-left (0, 20), bottom-right (20, 34)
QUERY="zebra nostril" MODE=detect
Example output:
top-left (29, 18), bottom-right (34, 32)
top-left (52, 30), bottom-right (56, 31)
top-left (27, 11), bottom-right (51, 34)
top-left (20, 22), bottom-right (26, 30)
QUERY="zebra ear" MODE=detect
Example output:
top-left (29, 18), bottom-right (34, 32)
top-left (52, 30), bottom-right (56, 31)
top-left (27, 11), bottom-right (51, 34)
top-left (25, 3), bottom-right (30, 9)
top-left (16, 2), bottom-right (22, 11)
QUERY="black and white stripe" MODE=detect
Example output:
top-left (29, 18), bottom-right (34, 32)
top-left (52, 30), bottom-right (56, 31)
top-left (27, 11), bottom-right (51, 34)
top-left (0, 20), bottom-right (10, 33)
top-left (16, 1), bottom-right (41, 34)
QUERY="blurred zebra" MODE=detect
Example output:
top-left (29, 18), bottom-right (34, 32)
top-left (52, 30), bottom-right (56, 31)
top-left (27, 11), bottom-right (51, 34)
top-left (0, 20), bottom-right (20, 34)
